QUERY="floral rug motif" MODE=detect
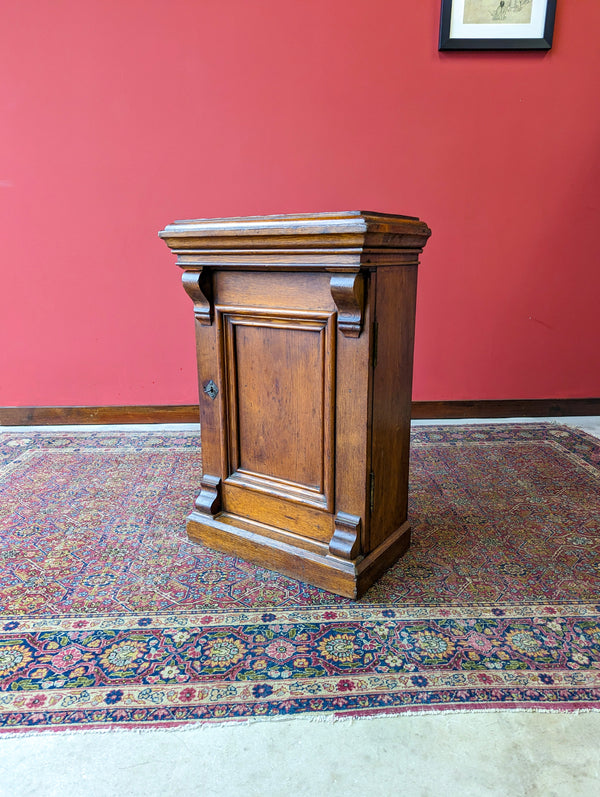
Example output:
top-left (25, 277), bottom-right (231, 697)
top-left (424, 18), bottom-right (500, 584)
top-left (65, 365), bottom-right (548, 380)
top-left (1, 424), bottom-right (599, 732)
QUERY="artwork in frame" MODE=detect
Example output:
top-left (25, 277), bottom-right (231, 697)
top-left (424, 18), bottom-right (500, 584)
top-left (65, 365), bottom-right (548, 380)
top-left (439, 0), bottom-right (557, 50)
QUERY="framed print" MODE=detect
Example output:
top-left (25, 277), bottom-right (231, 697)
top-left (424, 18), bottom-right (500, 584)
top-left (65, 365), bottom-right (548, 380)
top-left (439, 0), bottom-right (557, 50)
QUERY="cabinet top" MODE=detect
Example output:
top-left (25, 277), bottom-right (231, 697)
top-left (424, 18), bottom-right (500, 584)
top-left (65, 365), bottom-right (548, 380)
top-left (159, 210), bottom-right (431, 269)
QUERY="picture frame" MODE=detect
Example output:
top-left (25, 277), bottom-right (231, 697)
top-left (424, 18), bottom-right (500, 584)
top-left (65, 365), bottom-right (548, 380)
top-left (439, 0), bottom-right (557, 50)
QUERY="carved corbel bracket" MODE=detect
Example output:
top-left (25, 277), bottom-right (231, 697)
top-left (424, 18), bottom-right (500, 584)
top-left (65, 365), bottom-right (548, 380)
top-left (182, 269), bottom-right (213, 325)
top-left (194, 474), bottom-right (222, 516)
top-left (329, 512), bottom-right (362, 560)
top-left (330, 273), bottom-right (364, 337)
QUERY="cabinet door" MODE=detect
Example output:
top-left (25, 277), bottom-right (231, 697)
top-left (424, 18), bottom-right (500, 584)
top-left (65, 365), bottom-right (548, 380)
top-left (217, 305), bottom-right (336, 545)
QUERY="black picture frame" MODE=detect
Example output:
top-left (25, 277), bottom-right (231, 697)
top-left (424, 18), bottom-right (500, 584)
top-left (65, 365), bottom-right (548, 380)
top-left (439, 0), bottom-right (557, 50)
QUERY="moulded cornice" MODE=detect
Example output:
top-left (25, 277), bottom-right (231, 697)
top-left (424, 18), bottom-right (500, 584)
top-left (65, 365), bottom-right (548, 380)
top-left (159, 210), bottom-right (431, 269)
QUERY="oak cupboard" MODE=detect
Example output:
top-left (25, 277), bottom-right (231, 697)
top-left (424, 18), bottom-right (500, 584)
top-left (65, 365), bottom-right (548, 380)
top-left (159, 211), bottom-right (431, 598)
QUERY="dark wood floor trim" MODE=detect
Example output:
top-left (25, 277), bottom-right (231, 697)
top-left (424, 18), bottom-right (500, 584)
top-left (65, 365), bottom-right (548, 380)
top-left (411, 398), bottom-right (600, 420)
top-left (0, 405), bottom-right (200, 426)
top-left (1, 399), bottom-right (599, 426)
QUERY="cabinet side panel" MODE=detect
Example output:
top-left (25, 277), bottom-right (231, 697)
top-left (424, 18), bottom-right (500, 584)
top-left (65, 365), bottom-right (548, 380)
top-left (195, 317), bottom-right (224, 479)
top-left (368, 265), bottom-right (418, 552)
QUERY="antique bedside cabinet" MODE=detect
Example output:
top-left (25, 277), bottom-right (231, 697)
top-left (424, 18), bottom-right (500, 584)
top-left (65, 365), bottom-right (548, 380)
top-left (159, 211), bottom-right (431, 598)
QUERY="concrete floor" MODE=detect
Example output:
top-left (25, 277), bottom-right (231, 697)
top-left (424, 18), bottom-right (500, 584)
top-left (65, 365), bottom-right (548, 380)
top-left (1, 417), bottom-right (599, 797)
top-left (1, 711), bottom-right (600, 797)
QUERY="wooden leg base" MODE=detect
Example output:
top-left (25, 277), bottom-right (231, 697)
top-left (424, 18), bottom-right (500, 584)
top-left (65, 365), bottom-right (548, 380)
top-left (186, 511), bottom-right (411, 600)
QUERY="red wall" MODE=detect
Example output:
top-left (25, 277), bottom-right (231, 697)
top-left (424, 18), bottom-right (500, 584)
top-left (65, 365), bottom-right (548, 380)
top-left (1, 1), bottom-right (599, 406)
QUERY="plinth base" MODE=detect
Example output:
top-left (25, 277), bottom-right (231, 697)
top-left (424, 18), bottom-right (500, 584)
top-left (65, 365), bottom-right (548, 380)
top-left (186, 512), bottom-right (411, 599)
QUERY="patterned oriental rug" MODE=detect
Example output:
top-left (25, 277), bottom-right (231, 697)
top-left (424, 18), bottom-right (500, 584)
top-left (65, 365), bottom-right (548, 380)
top-left (1, 423), bottom-right (600, 734)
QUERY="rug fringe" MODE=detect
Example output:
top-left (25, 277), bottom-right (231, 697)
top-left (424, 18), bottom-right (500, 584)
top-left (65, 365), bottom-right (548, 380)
top-left (3, 705), bottom-right (600, 739)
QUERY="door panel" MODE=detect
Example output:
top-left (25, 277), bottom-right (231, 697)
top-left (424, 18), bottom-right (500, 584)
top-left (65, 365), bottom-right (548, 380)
top-left (219, 307), bottom-right (336, 522)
